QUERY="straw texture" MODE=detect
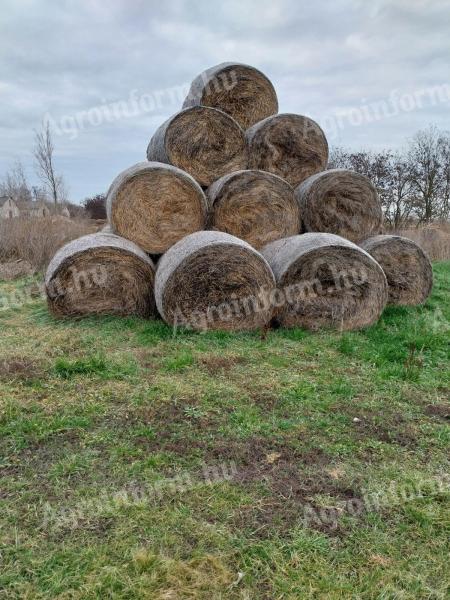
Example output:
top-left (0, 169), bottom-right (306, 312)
top-left (45, 233), bottom-right (156, 318)
top-left (246, 114), bottom-right (328, 187)
top-left (261, 233), bottom-right (387, 330)
top-left (183, 62), bottom-right (278, 129)
top-left (155, 231), bottom-right (275, 331)
top-left (107, 162), bottom-right (207, 254)
top-left (296, 169), bottom-right (382, 243)
top-left (207, 169), bottom-right (300, 249)
top-left (360, 235), bottom-right (433, 305)
top-left (147, 107), bottom-right (247, 187)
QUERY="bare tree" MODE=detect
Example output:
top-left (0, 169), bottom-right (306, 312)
top-left (384, 154), bottom-right (414, 229)
top-left (0, 159), bottom-right (32, 202)
top-left (440, 135), bottom-right (450, 220)
top-left (407, 126), bottom-right (450, 224)
top-left (33, 121), bottom-right (67, 205)
top-left (327, 146), bottom-right (350, 170)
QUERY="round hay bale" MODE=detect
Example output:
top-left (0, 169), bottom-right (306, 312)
top-left (155, 231), bottom-right (275, 331)
top-left (296, 169), bottom-right (382, 243)
top-left (360, 235), bottom-right (433, 305)
top-left (246, 114), bottom-right (328, 187)
top-left (45, 233), bottom-right (156, 318)
top-left (147, 107), bottom-right (247, 187)
top-left (106, 162), bottom-right (207, 254)
top-left (207, 169), bottom-right (300, 249)
top-left (261, 233), bottom-right (387, 331)
top-left (182, 62), bottom-right (278, 130)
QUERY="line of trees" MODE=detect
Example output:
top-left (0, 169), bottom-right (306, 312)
top-left (2, 123), bottom-right (449, 227)
top-left (329, 126), bottom-right (450, 229)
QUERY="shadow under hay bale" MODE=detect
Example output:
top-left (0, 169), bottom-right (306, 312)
top-left (246, 114), bottom-right (329, 187)
top-left (45, 233), bottom-right (156, 318)
top-left (360, 235), bottom-right (433, 306)
top-left (183, 62), bottom-right (278, 130)
top-left (106, 162), bottom-right (207, 254)
top-left (207, 169), bottom-right (300, 249)
top-left (147, 106), bottom-right (248, 187)
top-left (296, 169), bottom-right (383, 243)
top-left (154, 231), bottom-right (275, 332)
top-left (261, 233), bottom-right (388, 331)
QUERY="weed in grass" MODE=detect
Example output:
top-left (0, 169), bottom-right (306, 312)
top-left (136, 320), bottom-right (174, 345)
top-left (53, 353), bottom-right (136, 379)
top-left (162, 351), bottom-right (194, 372)
top-left (275, 327), bottom-right (311, 342)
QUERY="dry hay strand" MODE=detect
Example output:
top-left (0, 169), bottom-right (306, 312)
top-left (45, 233), bottom-right (156, 318)
top-left (147, 107), bottom-right (247, 187)
top-left (246, 114), bottom-right (328, 187)
top-left (182, 62), bottom-right (278, 130)
top-left (360, 235), bottom-right (433, 305)
top-left (207, 169), bottom-right (300, 249)
top-left (261, 233), bottom-right (388, 331)
top-left (155, 231), bottom-right (275, 332)
top-left (106, 162), bottom-right (207, 254)
top-left (296, 169), bottom-right (383, 243)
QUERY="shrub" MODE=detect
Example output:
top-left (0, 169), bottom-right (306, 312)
top-left (83, 194), bottom-right (106, 219)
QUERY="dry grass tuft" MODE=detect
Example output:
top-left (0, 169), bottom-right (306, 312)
top-left (0, 216), bottom-right (94, 271)
top-left (395, 223), bottom-right (450, 261)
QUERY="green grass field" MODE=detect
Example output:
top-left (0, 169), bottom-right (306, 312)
top-left (0, 263), bottom-right (449, 599)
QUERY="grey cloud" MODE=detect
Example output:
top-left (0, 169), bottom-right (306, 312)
top-left (0, 0), bottom-right (449, 200)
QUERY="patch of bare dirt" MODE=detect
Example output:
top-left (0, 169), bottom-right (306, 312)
top-left (135, 348), bottom-right (164, 372)
top-left (0, 357), bottom-right (43, 381)
top-left (221, 439), bottom-right (358, 538)
top-left (338, 406), bottom-right (419, 448)
top-left (197, 354), bottom-right (247, 374)
top-left (247, 391), bottom-right (279, 410)
top-left (424, 404), bottom-right (450, 421)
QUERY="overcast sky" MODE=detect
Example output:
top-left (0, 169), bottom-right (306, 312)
top-left (1, 0), bottom-right (449, 202)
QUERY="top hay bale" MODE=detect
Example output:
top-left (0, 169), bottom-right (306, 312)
top-left (360, 235), bottom-right (433, 305)
top-left (106, 162), bottom-right (207, 254)
top-left (296, 169), bottom-right (383, 243)
top-left (246, 114), bottom-right (329, 187)
top-left (154, 230), bottom-right (275, 332)
top-left (45, 233), bottom-right (156, 318)
top-left (147, 106), bottom-right (248, 187)
top-left (183, 62), bottom-right (278, 130)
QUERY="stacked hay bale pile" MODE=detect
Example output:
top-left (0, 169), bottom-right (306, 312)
top-left (46, 62), bottom-right (433, 331)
